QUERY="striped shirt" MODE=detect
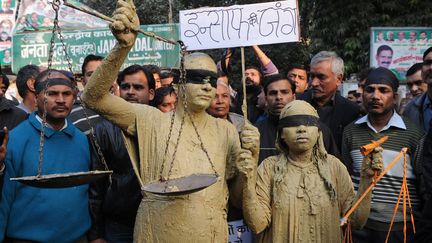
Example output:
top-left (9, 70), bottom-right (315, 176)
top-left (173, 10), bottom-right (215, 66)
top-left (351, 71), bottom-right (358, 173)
top-left (69, 100), bottom-right (103, 135)
top-left (342, 112), bottom-right (424, 226)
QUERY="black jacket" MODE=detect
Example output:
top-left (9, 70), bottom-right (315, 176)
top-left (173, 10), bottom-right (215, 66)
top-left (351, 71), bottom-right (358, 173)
top-left (255, 113), bottom-right (341, 164)
top-left (0, 98), bottom-right (27, 195)
top-left (298, 90), bottom-right (360, 151)
top-left (0, 97), bottom-right (27, 130)
top-left (88, 119), bottom-right (142, 241)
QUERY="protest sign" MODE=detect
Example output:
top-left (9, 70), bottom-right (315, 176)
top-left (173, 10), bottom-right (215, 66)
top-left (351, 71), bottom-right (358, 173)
top-left (179, 1), bottom-right (300, 50)
top-left (370, 27), bottom-right (432, 80)
top-left (228, 219), bottom-right (252, 243)
top-left (12, 24), bottom-right (179, 73)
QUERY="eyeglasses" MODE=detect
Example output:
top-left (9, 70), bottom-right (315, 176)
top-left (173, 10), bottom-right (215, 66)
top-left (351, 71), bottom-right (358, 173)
top-left (407, 80), bottom-right (424, 88)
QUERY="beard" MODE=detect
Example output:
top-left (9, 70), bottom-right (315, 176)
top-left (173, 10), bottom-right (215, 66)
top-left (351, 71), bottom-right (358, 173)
top-left (245, 77), bottom-right (261, 94)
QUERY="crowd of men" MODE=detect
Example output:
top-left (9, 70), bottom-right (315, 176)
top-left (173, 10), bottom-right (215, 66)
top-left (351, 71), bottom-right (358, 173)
top-left (1, 8), bottom-right (432, 242)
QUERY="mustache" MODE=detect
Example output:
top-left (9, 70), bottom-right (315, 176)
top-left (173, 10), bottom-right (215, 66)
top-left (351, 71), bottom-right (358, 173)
top-left (245, 77), bottom-right (256, 86)
top-left (52, 105), bottom-right (68, 110)
top-left (367, 101), bottom-right (382, 107)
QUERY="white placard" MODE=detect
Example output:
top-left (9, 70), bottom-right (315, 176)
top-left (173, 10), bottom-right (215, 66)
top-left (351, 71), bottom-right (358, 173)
top-left (179, 1), bottom-right (300, 51)
top-left (228, 219), bottom-right (252, 243)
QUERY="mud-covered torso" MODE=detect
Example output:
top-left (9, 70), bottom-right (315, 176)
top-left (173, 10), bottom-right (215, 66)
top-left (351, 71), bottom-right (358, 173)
top-left (128, 106), bottom-right (240, 243)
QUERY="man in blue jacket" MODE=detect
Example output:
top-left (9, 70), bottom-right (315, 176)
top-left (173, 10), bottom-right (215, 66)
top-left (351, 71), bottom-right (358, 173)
top-left (0, 69), bottom-right (91, 242)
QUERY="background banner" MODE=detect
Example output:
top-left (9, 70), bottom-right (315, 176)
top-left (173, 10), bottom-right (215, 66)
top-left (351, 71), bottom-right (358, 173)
top-left (12, 23), bottom-right (180, 73)
top-left (370, 27), bottom-right (432, 81)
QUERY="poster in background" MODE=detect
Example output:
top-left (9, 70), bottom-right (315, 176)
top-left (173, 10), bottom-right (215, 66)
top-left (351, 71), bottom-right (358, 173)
top-left (0, 0), bottom-right (17, 50)
top-left (179, 0), bottom-right (300, 50)
top-left (0, 47), bottom-right (11, 64)
top-left (14, 0), bottom-right (108, 33)
top-left (12, 24), bottom-right (180, 73)
top-left (370, 27), bottom-right (432, 81)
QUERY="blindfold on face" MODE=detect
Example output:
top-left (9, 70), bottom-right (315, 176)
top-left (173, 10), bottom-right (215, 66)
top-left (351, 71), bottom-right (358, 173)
top-left (35, 78), bottom-right (75, 94)
top-left (278, 114), bottom-right (320, 129)
top-left (173, 69), bottom-right (218, 88)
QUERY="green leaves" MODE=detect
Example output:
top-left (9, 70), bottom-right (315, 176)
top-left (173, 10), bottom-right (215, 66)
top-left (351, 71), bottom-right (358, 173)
top-left (81, 0), bottom-right (432, 76)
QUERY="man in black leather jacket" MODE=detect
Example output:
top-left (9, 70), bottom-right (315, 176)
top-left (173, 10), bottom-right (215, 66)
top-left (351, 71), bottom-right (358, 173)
top-left (88, 64), bottom-right (155, 243)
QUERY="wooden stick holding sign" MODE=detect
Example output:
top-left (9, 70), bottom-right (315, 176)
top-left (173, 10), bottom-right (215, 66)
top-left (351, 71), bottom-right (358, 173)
top-left (241, 47), bottom-right (248, 123)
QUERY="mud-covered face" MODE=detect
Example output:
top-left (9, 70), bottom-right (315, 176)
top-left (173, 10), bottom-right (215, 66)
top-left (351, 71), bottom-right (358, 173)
top-left (280, 125), bottom-right (319, 153)
top-left (184, 82), bottom-right (216, 112)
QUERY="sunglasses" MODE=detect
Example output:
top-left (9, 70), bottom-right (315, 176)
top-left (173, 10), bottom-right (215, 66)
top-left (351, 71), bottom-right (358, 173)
top-left (186, 76), bottom-right (217, 88)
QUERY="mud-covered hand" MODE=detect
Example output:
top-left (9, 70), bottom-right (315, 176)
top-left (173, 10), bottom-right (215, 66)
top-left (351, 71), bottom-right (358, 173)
top-left (238, 149), bottom-right (257, 179)
top-left (110, 0), bottom-right (139, 48)
top-left (240, 122), bottom-right (260, 159)
top-left (361, 146), bottom-right (384, 178)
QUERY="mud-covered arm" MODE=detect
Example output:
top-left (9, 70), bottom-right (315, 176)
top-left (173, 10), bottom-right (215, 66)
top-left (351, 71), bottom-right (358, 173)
top-left (349, 174), bottom-right (374, 229)
top-left (81, 0), bottom-right (139, 134)
top-left (235, 123), bottom-right (272, 233)
top-left (344, 147), bottom-right (383, 229)
top-left (240, 156), bottom-right (273, 234)
top-left (229, 121), bottom-right (259, 207)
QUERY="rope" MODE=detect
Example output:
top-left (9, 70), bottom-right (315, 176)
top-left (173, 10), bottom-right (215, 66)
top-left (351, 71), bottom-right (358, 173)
top-left (342, 148), bottom-right (407, 220)
top-left (384, 149), bottom-right (415, 243)
top-left (343, 222), bottom-right (353, 243)
top-left (343, 148), bottom-right (417, 243)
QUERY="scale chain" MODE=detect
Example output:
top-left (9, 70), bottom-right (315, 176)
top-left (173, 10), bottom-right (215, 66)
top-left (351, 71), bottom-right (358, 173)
top-left (37, 0), bottom-right (61, 177)
top-left (159, 41), bottom-right (219, 183)
top-left (160, 41), bottom-right (187, 181)
top-left (37, 0), bottom-right (111, 179)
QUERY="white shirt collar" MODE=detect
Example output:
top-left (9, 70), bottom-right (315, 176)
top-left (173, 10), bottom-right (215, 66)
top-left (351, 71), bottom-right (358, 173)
top-left (355, 111), bottom-right (406, 133)
top-left (35, 114), bottom-right (68, 131)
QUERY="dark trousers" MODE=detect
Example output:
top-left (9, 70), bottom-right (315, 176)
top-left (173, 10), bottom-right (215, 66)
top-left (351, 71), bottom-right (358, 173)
top-left (104, 220), bottom-right (134, 243)
top-left (352, 228), bottom-right (414, 243)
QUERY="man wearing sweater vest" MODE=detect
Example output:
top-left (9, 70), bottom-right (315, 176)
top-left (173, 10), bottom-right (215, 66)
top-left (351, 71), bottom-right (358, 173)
top-left (342, 67), bottom-right (424, 243)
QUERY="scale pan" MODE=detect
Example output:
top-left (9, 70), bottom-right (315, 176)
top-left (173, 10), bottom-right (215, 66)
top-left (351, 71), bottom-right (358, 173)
top-left (11, 170), bottom-right (113, 188)
top-left (142, 174), bottom-right (219, 196)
